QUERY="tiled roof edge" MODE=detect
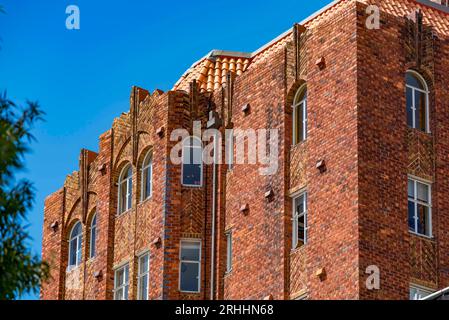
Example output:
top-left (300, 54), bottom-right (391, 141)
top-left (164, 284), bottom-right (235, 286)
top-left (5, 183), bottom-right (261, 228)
top-left (416, 0), bottom-right (449, 13)
top-left (251, 0), bottom-right (344, 58)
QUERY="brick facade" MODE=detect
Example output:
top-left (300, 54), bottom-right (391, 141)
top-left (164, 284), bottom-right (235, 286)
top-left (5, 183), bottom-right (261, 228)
top-left (41, 0), bottom-right (449, 300)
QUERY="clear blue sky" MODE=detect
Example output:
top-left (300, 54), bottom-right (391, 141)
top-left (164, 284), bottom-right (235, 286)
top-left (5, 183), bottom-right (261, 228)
top-left (0, 0), bottom-right (332, 299)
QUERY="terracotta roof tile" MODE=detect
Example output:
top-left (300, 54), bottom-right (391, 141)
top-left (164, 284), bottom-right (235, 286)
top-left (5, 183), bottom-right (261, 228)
top-left (173, 0), bottom-right (449, 93)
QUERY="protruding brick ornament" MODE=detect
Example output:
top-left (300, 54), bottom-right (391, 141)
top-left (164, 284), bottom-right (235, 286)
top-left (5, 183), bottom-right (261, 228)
top-left (265, 189), bottom-right (274, 200)
top-left (240, 203), bottom-right (249, 214)
top-left (315, 267), bottom-right (326, 281)
top-left (94, 270), bottom-right (103, 279)
top-left (156, 126), bottom-right (165, 137)
top-left (98, 163), bottom-right (107, 174)
top-left (153, 237), bottom-right (162, 248)
top-left (316, 159), bottom-right (327, 173)
top-left (241, 103), bottom-right (251, 115)
top-left (315, 57), bottom-right (326, 70)
top-left (263, 294), bottom-right (273, 300)
top-left (50, 221), bottom-right (59, 232)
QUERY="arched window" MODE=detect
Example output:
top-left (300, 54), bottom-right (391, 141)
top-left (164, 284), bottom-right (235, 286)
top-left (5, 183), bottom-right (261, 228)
top-left (292, 84), bottom-right (307, 145)
top-left (89, 214), bottom-right (97, 259)
top-left (118, 165), bottom-right (133, 214)
top-left (182, 137), bottom-right (203, 187)
top-left (406, 71), bottom-right (429, 132)
top-left (68, 222), bottom-right (82, 269)
top-left (141, 151), bottom-right (153, 201)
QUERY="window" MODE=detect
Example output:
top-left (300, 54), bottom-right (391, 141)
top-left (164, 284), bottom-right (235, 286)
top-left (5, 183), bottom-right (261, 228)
top-left (410, 285), bottom-right (433, 300)
top-left (408, 178), bottom-right (432, 237)
top-left (137, 253), bottom-right (150, 300)
top-left (292, 192), bottom-right (308, 249)
top-left (68, 222), bottom-right (82, 269)
top-left (226, 130), bottom-right (234, 171)
top-left (89, 214), bottom-right (97, 259)
top-left (226, 231), bottom-right (232, 273)
top-left (118, 165), bottom-right (132, 214)
top-left (182, 137), bottom-right (203, 187)
top-left (406, 71), bottom-right (429, 132)
top-left (114, 264), bottom-right (129, 300)
top-left (179, 240), bottom-right (201, 293)
top-left (292, 84), bottom-right (307, 145)
top-left (141, 151), bottom-right (153, 201)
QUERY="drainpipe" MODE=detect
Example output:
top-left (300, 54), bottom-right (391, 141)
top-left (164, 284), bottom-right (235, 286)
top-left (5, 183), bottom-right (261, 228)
top-left (207, 110), bottom-right (222, 300)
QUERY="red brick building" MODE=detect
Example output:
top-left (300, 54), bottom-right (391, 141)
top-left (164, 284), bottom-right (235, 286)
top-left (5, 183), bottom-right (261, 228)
top-left (41, 0), bottom-right (449, 300)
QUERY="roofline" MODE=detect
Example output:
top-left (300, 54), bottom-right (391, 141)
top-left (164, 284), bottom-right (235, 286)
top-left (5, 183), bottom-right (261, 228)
top-left (175, 0), bottom-right (449, 89)
top-left (251, 0), bottom-right (343, 57)
top-left (416, 0), bottom-right (449, 13)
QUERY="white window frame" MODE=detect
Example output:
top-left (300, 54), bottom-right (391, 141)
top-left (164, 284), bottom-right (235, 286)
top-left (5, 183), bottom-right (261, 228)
top-left (181, 137), bottom-right (203, 188)
top-left (141, 151), bottom-right (153, 202)
top-left (408, 176), bottom-right (432, 238)
top-left (114, 263), bottom-right (129, 300)
top-left (68, 221), bottom-right (83, 270)
top-left (410, 284), bottom-right (434, 300)
top-left (292, 84), bottom-right (307, 145)
top-left (89, 213), bottom-right (97, 259)
top-left (292, 191), bottom-right (308, 249)
top-left (406, 70), bottom-right (430, 133)
top-left (118, 165), bottom-right (133, 215)
top-left (179, 239), bottom-right (201, 293)
top-left (225, 231), bottom-right (233, 273)
top-left (137, 252), bottom-right (150, 300)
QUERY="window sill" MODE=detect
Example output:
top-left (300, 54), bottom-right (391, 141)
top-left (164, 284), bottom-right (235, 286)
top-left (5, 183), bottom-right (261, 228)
top-left (409, 231), bottom-right (434, 241)
top-left (290, 244), bottom-right (306, 255)
top-left (66, 265), bottom-right (81, 273)
top-left (182, 185), bottom-right (203, 189)
top-left (116, 209), bottom-right (132, 217)
top-left (139, 196), bottom-right (153, 205)
top-left (179, 291), bottom-right (201, 294)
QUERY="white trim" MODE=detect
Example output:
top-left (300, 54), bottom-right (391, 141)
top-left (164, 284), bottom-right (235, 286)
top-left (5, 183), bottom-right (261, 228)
top-left (292, 84), bottom-right (307, 145)
top-left (408, 176), bottom-right (432, 237)
top-left (68, 221), bottom-right (83, 269)
top-left (140, 151), bottom-right (153, 202)
top-left (181, 137), bottom-right (204, 188)
top-left (137, 252), bottom-right (150, 300)
top-left (89, 213), bottom-right (97, 259)
top-left (179, 239), bottom-right (202, 294)
top-left (225, 231), bottom-right (233, 274)
top-left (410, 283), bottom-right (434, 300)
top-left (406, 70), bottom-right (430, 133)
top-left (113, 263), bottom-right (130, 300)
top-left (118, 164), bottom-right (133, 215)
top-left (292, 191), bottom-right (308, 249)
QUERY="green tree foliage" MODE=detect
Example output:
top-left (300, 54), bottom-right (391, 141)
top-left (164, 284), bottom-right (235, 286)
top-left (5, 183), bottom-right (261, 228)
top-left (0, 92), bottom-right (49, 300)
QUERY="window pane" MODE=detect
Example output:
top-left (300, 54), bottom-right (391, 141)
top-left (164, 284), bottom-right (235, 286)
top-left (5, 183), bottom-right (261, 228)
top-left (69, 238), bottom-right (77, 266)
top-left (226, 233), bottom-right (232, 272)
top-left (139, 254), bottom-right (149, 274)
top-left (115, 288), bottom-right (123, 300)
top-left (406, 87), bottom-right (414, 127)
top-left (417, 204), bottom-right (430, 236)
top-left (183, 164), bottom-right (202, 186)
top-left (144, 166), bottom-right (152, 199)
top-left (408, 201), bottom-right (416, 232)
top-left (127, 178), bottom-right (133, 210)
top-left (417, 182), bottom-right (429, 203)
top-left (408, 180), bottom-right (415, 198)
top-left (415, 91), bottom-right (426, 131)
top-left (406, 73), bottom-right (424, 90)
top-left (139, 274), bottom-right (148, 300)
top-left (298, 215), bottom-right (305, 244)
top-left (295, 195), bottom-right (305, 215)
top-left (120, 182), bottom-right (127, 213)
top-left (181, 243), bottom-right (200, 261)
top-left (180, 262), bottom-right (199, 292)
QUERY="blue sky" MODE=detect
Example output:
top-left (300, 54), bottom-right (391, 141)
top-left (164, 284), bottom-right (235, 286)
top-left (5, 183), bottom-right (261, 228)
top-left (0, 0), bottom-right (332, 299)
